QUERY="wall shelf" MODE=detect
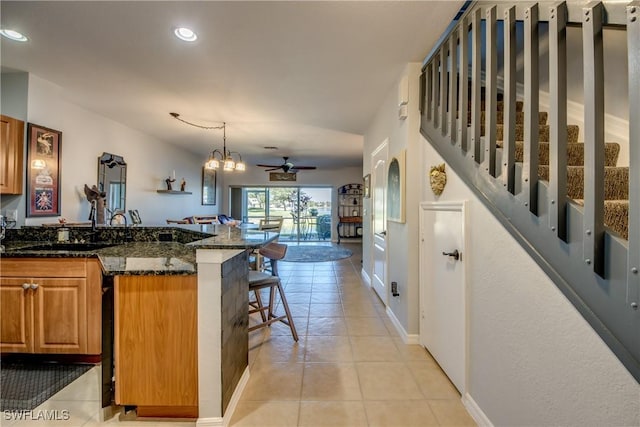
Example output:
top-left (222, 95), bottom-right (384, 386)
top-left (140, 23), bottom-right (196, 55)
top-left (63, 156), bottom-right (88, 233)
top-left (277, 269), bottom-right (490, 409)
top-left (337, 183), bottom-right (363, 243)
top-left (157, 190), bottom-right (192, 195)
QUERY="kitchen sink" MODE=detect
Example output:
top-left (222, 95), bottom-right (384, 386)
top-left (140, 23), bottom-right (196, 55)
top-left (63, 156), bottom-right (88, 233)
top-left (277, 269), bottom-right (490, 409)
top-left (22, 242), bottom-right (118, 251)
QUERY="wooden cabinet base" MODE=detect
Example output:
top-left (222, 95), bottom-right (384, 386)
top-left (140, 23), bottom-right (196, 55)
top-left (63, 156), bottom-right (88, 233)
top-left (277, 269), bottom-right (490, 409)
top-left (114, 275), bottom-right (198, 411)
top-left (136, 406), bottom-right (198, 419)
top-left (0, 258), bottom-right (102, 355)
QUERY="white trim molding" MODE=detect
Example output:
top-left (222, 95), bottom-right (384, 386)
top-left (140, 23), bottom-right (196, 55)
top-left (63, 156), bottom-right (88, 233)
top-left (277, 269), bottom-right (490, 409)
top-left (462, 393), bottom-right (494, 427)
top-left (386, 307), bottom-right (419, 344)
top-left (361, 268), bottom-right (371, 287)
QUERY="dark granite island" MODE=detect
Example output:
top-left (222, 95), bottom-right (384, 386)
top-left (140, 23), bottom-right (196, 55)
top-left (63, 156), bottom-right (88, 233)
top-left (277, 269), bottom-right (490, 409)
top-left (0, 224), bottom-right (278, 425)
top-left (105, 225), bottom-right (278, 424)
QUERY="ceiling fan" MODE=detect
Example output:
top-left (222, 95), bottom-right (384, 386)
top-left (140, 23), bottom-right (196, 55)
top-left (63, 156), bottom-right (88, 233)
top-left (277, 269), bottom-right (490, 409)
top-left (256, 157), bottom-right (317, 173)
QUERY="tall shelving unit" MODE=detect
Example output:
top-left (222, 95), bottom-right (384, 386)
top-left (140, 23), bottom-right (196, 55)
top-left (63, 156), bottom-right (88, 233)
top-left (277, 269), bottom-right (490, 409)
top-left (337, 183), bottom-right (363, 243)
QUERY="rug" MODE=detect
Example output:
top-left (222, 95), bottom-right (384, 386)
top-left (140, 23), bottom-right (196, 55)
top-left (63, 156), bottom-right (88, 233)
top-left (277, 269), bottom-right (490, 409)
top-left (1, 361), bottom-right (93, 411)
top-left (282, 245), bottom-right (353, 263)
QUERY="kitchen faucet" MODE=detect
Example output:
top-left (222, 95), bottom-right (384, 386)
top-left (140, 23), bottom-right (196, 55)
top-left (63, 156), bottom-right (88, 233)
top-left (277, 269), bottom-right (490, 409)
top-left (110, 211), bottom-right (133, 241)
top-left (89, 200), bottom-right (97, 232)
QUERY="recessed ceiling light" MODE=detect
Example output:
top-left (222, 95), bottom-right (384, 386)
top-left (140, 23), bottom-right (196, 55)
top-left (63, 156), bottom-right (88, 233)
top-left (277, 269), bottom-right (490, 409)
top-left (174, 27), bottom-right (197, 42)
top-left (0, 29), bottom-right (28, 42)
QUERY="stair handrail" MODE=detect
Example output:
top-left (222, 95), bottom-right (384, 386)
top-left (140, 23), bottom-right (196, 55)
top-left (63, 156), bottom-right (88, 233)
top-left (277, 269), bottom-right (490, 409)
top-left (420, 0), bottom-right (639, 381)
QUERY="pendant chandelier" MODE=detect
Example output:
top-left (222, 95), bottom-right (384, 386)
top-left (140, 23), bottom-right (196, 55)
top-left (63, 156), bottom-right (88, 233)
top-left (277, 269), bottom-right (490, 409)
top-left (170, 113), bottom-right (245, 172)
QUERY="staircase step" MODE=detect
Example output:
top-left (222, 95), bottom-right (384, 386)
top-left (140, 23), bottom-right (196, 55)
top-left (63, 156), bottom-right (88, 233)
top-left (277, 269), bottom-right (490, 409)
top-left (468, 100), bottom-right (524, 112)
top-left (539, 165), bottom-right (629, 200)
top-left (469, 111), bottom-right (547, 125)
top-left (491, 124), bottom-right (580, 143)
top-left (512, 141), bottom-right (620, 167)
top-left (574, 199), bottom-right (629, 240)
top-left (494, 100), bottom-right (524, 112)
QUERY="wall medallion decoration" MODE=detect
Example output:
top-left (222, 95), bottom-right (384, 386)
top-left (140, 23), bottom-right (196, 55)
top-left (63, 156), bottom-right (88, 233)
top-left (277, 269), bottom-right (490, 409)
top-left (429, 163), bottom-right (447, 196)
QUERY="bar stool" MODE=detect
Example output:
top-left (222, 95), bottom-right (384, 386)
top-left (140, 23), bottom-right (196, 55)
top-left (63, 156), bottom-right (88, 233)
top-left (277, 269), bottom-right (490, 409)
top-left (248, 242), bottom-right (298, 341)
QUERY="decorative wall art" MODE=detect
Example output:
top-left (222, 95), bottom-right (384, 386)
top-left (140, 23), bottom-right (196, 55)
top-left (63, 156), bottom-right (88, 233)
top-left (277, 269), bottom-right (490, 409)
top-left (26, 123), bottom-right (62, 217)
top-left (270, 172), bottom-right (297, 182)
top-left (429, 163), bottom-right (447, 196)
top-left (202, 167), bottom-right (217, 205)
top-left (386, 149), bottom-right (406, 223)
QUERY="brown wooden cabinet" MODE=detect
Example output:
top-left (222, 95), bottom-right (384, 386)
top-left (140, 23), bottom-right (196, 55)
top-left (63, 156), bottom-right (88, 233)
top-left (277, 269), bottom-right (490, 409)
top-left (0, 258), bottom-right (102, 355)
top-left (0, 114), bottom-right (25, 194)
top-left (114, 274), bottom-right (198, 418)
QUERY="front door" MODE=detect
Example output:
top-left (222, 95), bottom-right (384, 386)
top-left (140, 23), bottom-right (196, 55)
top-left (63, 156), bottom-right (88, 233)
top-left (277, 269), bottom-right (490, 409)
top-left (371, 140), bottom-right (388, 304)
top-left (419, 201), bottom-right (467, 394)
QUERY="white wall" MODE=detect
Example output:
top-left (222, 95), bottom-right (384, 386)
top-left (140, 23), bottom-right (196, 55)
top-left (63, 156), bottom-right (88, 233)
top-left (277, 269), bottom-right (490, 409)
top-left (362, 63), bottom-right (422, 336)
top-left (420, 138), bottom-right (640, 426)
top-left (13, 73), bottom-right (222, 226)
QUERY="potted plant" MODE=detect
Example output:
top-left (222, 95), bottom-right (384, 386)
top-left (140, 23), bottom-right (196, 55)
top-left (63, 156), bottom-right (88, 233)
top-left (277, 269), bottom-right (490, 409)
top-left (309, 208), bottom-right (318, 216)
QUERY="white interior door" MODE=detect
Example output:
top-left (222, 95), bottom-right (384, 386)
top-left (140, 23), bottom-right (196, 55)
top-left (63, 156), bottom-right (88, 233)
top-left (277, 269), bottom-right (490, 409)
top-left (371, 140), bottom-right (388, 304)
top-left (419, 201), bottom-right (467, 394)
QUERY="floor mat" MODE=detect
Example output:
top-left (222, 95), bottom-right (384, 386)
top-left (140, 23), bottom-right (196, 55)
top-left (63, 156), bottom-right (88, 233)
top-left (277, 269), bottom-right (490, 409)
top-left (1, 361), bottom-right (93, 411)
top-left (282, 244), bottom-right (353, 262)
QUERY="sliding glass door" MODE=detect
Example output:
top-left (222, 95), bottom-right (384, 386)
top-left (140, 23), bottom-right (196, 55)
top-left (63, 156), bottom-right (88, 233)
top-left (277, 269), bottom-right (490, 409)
top-left (233, 186), bottom-right (332, 242)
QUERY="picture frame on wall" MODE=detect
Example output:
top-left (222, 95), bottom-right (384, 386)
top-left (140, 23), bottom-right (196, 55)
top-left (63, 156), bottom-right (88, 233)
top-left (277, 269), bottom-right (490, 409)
top-left (363, 174), bottom-right (371, 198)
top-left (26, 123), bottom-right (62, 217)
top-left (202, 167), bottom-right (217, 205)
top-left (387, 149), bottom-right (406, 223)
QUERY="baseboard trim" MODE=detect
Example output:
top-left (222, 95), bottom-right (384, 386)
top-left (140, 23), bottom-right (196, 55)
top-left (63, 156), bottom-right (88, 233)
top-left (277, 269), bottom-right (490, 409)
top-left (196, 367), bottom-right (250, 427)
top-left (361, 269), bottom-right (371, 287)
top-left (462, 393), bottom-right (494, 427)
top-left (385, 307), bottom-right (419, 344)
top-left (223, 367), bottom-right (250, 426)
top-left (196, 417), bottom-right (223, 427)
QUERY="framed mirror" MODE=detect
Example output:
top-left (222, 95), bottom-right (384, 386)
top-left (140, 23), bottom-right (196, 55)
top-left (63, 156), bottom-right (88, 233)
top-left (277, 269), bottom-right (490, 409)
top-left (98, 152), bottom-right (127, 214)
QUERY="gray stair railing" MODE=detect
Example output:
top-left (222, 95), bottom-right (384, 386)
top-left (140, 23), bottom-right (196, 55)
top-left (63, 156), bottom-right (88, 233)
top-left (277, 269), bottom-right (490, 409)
top-left (419, 1), bottom-right (639, 381)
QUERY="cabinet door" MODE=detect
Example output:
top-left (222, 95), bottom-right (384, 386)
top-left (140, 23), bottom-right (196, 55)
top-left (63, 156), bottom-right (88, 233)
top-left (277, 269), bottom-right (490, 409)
top-left (32, 278), bottom-right (87, 354)
top-left (0, 278), bottom-right (32, 352)
top-left (0, 115), bottom-right (25, 195)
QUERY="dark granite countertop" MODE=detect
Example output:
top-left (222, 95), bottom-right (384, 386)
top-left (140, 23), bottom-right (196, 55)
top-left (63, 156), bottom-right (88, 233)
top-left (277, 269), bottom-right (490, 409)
top-left (1, 224), bottom-right (278, 276)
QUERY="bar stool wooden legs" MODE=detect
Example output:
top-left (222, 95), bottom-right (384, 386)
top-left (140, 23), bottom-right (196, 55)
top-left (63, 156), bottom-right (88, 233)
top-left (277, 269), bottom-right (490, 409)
top-left (248, 243), bottom-right (298, 341)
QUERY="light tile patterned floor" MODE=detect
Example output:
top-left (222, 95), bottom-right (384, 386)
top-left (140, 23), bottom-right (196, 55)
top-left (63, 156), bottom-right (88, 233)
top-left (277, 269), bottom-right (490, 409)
top-left (2, 243), bottom-right (475, 427)
top-left (230, 243), bottom-right (476, 427)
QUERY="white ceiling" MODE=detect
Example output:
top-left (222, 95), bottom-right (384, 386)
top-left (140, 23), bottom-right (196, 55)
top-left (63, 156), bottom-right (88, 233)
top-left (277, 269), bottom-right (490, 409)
top-left (1, 1), bottom-right (463, 171)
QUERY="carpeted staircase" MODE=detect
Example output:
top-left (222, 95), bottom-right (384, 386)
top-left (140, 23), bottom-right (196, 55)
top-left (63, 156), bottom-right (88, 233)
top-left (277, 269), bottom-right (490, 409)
top-left (473, 100), bottom-right (629, 240)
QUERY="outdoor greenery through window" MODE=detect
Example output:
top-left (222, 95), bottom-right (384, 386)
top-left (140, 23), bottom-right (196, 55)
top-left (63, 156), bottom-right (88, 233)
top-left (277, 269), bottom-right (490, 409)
top-left (237, 187), bottom-right (332, 242)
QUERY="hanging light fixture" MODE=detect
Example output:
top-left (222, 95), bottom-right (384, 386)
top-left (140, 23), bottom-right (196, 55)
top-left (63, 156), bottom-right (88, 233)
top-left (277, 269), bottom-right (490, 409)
top-left (170, 113), bottom-right (246, 172)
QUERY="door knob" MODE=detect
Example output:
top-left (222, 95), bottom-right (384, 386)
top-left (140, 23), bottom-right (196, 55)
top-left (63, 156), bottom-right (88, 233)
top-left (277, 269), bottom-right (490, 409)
top-left (381, 231), bottom-right (387, 236)
top-left (30, 283), bottom-right (39, 290)
top-left (442, 249), bottom-right (460, 261)
top-left (22, 283), bottom-right (30, 290)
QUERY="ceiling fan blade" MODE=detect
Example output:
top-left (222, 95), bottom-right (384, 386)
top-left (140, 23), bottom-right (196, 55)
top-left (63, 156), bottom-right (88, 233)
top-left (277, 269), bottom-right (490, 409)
top-left (291, 166), bottom-right (317, 170)
top-left (257, 164), bottom-right (281, 168)
top-left (265, 167), bottom-right (282, 172)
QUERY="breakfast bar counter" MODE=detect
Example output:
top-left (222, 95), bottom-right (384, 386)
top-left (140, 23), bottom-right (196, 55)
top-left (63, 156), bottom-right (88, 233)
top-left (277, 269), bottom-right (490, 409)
top-left (1, 224), bottom-right (278, 423)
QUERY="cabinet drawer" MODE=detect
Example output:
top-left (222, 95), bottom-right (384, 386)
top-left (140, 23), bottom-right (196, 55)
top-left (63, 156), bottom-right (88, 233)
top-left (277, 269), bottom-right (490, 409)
top-left (0, 258), bottom-right (87, 277)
